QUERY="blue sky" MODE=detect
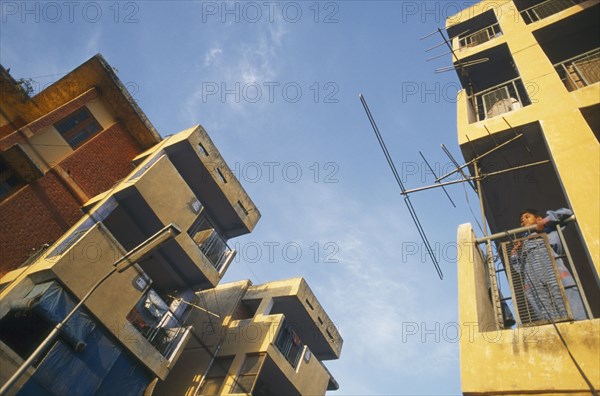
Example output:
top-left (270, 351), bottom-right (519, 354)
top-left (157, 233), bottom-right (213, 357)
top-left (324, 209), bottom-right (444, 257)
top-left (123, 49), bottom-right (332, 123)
top-left (1, 1), bottom-right (484, 394)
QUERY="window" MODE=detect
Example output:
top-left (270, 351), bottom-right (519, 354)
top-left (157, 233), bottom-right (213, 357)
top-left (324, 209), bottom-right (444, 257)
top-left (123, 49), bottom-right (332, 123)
top-left (237, 200), bottom-right (249, 216)
top-left (275, 323), bottom-right (304, 368)
top-left (0, 158), bottom-right (24, 200)
top-left (232, 354), bottom-right (265, 393)
top-left (216, 167), bottom-right (227, 184)
top-left (198, 142), bottom-right (209, 156)
top-left (54, 107), bottom-right (102, 148)
top-left (197, 356), bottom-right (233, 395)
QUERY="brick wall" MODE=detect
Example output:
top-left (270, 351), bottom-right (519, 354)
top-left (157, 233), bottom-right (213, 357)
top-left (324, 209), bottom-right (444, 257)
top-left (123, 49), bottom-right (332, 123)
top-left (27, 89), bottom-right (98, 134)
top-left (61, 123), bottom-right (141, 198)
top-left (0, 172), bottom-right (81, 276)
top-left (1, 123), bottom-right (144, 277)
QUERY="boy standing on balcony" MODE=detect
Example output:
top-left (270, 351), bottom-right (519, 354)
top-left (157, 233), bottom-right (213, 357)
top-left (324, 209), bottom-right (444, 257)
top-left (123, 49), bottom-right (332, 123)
top-left (513, 208), bottom-right (587, 322)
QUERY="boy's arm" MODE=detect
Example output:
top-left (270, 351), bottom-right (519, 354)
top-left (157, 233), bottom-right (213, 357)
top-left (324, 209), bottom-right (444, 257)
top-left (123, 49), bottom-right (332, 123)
top-left (538, 208), bottom-right (573, 231)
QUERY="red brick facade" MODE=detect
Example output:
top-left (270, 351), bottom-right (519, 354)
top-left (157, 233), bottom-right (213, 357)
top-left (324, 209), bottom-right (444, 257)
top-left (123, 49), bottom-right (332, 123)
top-left (1, 122), bottom-right (144, 277)
top-left (0, 172), bottom-right (82, 276)
top-left (27, 89), bottom-right (98, 134)
top-left (1, 57), bottom-right (160, 279)
top-left (62, 124), bottom-right (141, 198)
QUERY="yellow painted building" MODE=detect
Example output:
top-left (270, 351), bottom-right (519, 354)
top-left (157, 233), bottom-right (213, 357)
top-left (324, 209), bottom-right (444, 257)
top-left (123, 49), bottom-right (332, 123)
top-left (447, 0), bottom-right (600, 394)
top-left (150, 278), bottom-right (342, 395)
top-left (0, 125), bottom-right (261, 393)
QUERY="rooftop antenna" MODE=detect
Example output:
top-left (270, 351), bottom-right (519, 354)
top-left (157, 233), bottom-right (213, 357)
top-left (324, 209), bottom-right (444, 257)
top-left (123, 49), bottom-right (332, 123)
top-left (422, 27), bottom-right (488, 95)
top-left (359, 95), bottom-right (553, 285)
top-left (359, 94), bottom-right (444, 280)
top-left (416, 22), bottom-right (560, 328)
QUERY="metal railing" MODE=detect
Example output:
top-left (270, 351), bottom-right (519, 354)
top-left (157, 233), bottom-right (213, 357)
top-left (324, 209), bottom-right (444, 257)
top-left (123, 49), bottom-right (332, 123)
top-left (188, 213), bottom-right (233, 271)
top-left (458, 23), bottom-right (502, 49)
top-left (554, 48), bottom-right (600, 91)
top-left (520, 0), bottom-right (585, 24)
top-left (127, 290), bottom-right (189, 358)
top-left (475, 218), bottom-right (592, 328)
top-left (275, 323), bottom-right (304, 369)
top-left (146, 312), bottom-right (188, 357)
top-left (199, 231), bottom-right (232, 271)
top-left (500, 234), bottom-right (573, 325)
top-left (470, 78), bottom-right (530, 122)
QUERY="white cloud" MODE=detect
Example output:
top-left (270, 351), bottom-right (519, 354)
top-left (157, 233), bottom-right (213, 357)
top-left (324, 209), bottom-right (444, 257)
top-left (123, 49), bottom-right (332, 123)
top-left (185, 12), bottom-right (290, 122)
top-left (204, 47), bottom-right (223, 66)
top-left (274, 183), bottom-right (460, 393)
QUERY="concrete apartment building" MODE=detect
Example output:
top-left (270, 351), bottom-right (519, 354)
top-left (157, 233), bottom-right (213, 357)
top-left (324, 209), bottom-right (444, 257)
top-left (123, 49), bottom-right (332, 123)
top-left (447, 0), bottom-right (599, 394)
top-left (0, 56), bottom-right (342, 395)
top-left (151, 278), bottom-right (342, 395)
top-left (0, 55), bottom-right (162, 277)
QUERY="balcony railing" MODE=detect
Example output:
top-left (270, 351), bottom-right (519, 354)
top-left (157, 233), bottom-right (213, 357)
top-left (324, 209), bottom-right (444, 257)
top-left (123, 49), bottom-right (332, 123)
top-left (520, 0), bottom-right (585, 24)
top-left (188, 212), bottom-right (233, 272)
top-left (458, 23), bottom-right (502, 49)
top-left (127, 289), bottom-right (189, 358)
top-left (554, 48), bottom-right (600, 91)
top-left (500, 234), bottom-right (573, 325)
top-left (470, 78), bottom-right (530, 122)
top-left (275, 323), bottom-right (304, 368)
top-left (475, 219), bottom-right (592, 328)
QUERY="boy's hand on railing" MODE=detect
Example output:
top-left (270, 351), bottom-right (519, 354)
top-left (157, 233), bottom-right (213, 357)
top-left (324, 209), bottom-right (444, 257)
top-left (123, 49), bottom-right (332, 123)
top-left (511, 241), bottom-right (522, 257)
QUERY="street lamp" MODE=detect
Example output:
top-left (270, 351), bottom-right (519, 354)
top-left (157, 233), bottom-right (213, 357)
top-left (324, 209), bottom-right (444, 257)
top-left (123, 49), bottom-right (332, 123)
top-left (0, 223), bottom-right (181, 396)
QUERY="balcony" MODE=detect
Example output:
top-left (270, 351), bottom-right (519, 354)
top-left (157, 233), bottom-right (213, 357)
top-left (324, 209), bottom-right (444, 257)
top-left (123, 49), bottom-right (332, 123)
top-left (244, 278), bottom-right (343, 361)
top-left (82, 136), bottom-right (242, 290)
top-left (518, 0), bottom-right (586, 24)
top-left (447, 9), bottom-right (502, 53)
top-left (470, 78), bottom-right (530, 121)
top-left (554, 48), bottom-right (600, 91)
top-left (457, 222), bottom-right (600, 394)
top-left (188, 212), bottom-right (234, 272)
top-left (127, 289), bottom-right (191, 359)
top-left (472, 218), bottom-right (595, 329)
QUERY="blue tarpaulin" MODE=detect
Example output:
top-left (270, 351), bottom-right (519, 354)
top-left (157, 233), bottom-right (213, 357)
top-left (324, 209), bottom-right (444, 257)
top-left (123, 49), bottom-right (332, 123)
top-left (15, 282), bottom-right (152, 396)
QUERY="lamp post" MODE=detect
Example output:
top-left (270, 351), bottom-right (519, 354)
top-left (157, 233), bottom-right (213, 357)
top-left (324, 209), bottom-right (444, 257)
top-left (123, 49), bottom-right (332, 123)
top-left (0, 223), bottom-right (181, 396)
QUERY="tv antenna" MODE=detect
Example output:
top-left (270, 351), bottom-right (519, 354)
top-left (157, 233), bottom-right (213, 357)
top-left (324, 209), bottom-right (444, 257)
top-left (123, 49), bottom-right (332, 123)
top-left (359, 95), bottom-right (550, 286)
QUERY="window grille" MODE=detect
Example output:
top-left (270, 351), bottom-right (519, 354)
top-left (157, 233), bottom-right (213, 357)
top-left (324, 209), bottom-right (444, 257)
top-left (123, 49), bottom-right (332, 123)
top-left (471, 78), bottom-right (529, 122)
top-left (458, 23), bottom-right (502, 49)
top-left (231, 354), bottom-right (265, 393)
top-left (555, 48), bottom-right (600, 91)
top-left (196, 356), bottom-right (233, 395)
top-left (188, 213), bottom-right (232, 271)
top-left (275, 323), bottom-right (304, 368)
top-left (520, 0), bottom-right (585, 24)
